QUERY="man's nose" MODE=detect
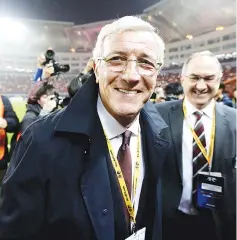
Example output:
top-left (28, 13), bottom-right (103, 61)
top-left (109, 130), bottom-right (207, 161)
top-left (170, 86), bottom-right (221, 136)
top-left (196, 79), bottom-right (207, 90)
top-left (123, 60), bottom-right (141, 83)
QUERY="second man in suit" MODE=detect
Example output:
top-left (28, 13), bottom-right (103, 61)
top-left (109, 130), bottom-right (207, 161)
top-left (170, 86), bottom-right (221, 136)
top-left (157, 51), bottom-right (236, 240)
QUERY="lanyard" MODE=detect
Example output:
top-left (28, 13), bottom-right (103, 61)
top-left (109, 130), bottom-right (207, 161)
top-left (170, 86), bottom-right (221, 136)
top-left (103, 130), bottom-right (140, 226)
top-left (183, 102), bottom-right (215, 166)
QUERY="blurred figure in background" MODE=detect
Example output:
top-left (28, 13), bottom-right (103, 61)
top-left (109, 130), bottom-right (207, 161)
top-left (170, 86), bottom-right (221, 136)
top-left (232, 88), bottom-right (236, 108)
top-left (0, 95), bottom-right (19, 182)
top-left (61, 75), bottom-right (83, 107)
top-left (20, 82), bottom-right (58, 132)
top-left (67, 76), bottom-right (82, 98)
top-left (155, 86), bottom-right (166, 103)
top-left (215, 83), bottom-right (233, 107)
top-left (80, 58), bottom-right (94, 84)
top-left (164, 82), bottom-right (184, 101)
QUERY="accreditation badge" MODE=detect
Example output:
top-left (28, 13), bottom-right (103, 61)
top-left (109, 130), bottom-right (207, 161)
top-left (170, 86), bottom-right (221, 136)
top-left (125, 227), bottom-right (146, 240)
top-left (196, 172), bottom-right (224, 210)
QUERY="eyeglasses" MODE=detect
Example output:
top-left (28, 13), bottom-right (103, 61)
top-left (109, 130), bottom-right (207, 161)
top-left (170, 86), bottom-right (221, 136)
top-left (186, 75), bottom-right (218, 83)
top-left (97, 55), bottom-right (162, 77)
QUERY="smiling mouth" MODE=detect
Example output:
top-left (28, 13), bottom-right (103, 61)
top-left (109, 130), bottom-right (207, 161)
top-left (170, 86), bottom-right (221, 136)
top-left (116, 88), bottom-right (140, 95)
top-left (193, 90), bottom-right (208, 95)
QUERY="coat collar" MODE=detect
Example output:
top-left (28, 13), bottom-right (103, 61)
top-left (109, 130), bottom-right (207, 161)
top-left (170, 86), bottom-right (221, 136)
top-left (54, 73), bottom-right (99, 137)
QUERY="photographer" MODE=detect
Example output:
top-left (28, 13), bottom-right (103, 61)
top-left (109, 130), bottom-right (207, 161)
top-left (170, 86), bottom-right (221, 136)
top-left (20, 82), bottom-right (58, 132)
top-left (58, 59), bottom-right (94, 107)
top-left (34, 49), bottom-right (70, 83)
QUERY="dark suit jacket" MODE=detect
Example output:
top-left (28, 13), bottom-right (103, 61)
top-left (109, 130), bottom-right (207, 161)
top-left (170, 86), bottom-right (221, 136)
top-left (156, 100), bottom-right (236, 240)
top-left (0, 75), bottom-right (170, 240)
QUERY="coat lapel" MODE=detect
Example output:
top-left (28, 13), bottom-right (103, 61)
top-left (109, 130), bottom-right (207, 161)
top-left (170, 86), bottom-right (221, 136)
top-left (168, 100), bottom-right (184, 179)
top-left (137, 102), bottom-right (170, 240)
top-left (211, 103), bottom-right (227, 171)
top-left (141, 101), bottom-right (170, 178)
top-left (80, 118), bottom-right (115, 240)
top-left (55, 75), bottom-right (115, 240)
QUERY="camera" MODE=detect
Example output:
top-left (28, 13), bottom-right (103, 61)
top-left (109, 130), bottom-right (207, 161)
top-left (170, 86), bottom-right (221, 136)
top-left (44, 49), bottom-right (70, 76)
top-left (53, 92), bottom-right (68, 109)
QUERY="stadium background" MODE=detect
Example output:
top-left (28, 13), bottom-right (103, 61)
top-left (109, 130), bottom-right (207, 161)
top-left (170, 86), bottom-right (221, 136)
top-left (0, 0), bottom-right (236, 143)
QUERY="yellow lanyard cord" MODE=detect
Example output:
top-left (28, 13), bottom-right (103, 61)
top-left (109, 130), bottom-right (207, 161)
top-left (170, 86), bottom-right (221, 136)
top-left (183, 102), bottom-right (215, 166)
top-left (104, 130), bottom-right (140, 224)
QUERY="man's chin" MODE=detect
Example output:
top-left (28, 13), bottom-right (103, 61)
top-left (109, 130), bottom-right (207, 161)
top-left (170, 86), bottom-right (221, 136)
top-left (194, 98), bottom-right (212, 108)
top-left (112, 106), bottom-right (141, 125)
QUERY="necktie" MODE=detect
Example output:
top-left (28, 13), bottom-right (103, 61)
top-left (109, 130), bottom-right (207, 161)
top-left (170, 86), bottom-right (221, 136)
top-left (117, 130), bottom-right (132, 226)
top-left (192, 111), bottom-right (208, 193)
top-left (117, 130), bottom-right (132, 197)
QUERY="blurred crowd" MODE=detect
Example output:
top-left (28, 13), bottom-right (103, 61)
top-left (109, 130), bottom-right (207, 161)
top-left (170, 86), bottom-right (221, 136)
top-left (0, 74), bottom-right (71, 94)
top-left (0, 63), bottom-right (236, 95)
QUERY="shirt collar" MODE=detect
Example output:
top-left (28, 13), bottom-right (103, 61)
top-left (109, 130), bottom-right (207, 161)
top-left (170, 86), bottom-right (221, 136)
top-left (97, 95), bottom-right (140, 140)
top-left (184, 97), bottom-right (215, 119)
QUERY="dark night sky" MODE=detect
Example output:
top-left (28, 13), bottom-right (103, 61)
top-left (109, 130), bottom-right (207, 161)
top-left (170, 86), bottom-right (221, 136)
top-left (0, 0), bottom-right (159, 24)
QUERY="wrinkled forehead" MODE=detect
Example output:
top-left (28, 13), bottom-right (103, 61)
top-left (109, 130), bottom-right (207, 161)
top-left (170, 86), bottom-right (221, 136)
top-left (185, 56), bottom-right (221, 76)
top-left (102, 31), bottom-right (159, 60)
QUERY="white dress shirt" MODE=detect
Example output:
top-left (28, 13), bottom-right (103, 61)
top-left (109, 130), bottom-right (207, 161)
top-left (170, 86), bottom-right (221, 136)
top-left (178, 98), bottom-right (215, 215)
top-left (97, 96), bottom-right (144, 219)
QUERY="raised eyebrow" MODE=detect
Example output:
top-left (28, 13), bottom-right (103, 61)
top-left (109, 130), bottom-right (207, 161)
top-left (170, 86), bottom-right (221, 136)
top-left (138, 53), bottom-right (155, 60)
top-left (205, 74), bottom-right (215, 78)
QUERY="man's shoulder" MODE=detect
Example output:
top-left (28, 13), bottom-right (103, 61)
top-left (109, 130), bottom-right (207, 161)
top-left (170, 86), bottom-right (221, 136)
top-left (223, 105), bottom-right (236, 123)
top-left (23, 108), bottom-right (64, 139)
top-left (217, 102), bottom-right (236, 116)
top-left (216, 103), bottom-right (236, 131)
top-left (155, 100), bottom-right (181, 112)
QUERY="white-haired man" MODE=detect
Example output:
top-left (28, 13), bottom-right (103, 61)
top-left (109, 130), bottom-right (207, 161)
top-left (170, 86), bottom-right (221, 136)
top-left (156, 51), bottom-right (236, 240)
top-left (0, 16), bottom-right (170, 240)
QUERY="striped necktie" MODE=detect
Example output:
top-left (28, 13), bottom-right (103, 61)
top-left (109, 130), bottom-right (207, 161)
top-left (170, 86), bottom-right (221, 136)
top-left (192, 111), bottom-right (208, 193)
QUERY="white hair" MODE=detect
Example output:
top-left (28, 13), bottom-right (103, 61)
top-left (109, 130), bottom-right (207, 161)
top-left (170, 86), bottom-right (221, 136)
top-left (181, 51), bottom-right (223, 79)
top-left (93, 16), bottom-right (165, 66)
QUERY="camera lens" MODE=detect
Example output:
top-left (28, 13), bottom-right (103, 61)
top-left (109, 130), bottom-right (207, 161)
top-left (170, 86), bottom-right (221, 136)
top-left (45, 50), bottom-right (55, 60)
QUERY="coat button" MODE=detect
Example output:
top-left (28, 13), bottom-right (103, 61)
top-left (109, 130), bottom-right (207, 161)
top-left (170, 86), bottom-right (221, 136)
top-left (103, 209), bottom-right (108, 215)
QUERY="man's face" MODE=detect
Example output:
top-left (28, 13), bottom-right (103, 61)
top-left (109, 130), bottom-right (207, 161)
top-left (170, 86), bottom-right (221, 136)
top-left (37, 94), bottom-right (55, 108)
top-left (95, 31), bottom-right (160, 125)
top-left (37, 94), bottom-right (48, 108)
top-left (181, 56), bottom-right (221, 109)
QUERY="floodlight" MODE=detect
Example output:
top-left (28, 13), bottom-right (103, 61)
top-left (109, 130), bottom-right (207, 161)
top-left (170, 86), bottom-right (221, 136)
top-left (186, 35), bottom-right (193, 40)
top-left (0, 17), bottom-right (28, 43)
top-left (216, 26), bottom-right (224, 31)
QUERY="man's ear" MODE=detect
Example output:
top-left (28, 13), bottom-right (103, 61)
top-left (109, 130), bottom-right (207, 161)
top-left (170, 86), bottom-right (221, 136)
top-left (93, 61), bottom-right (100, 83)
